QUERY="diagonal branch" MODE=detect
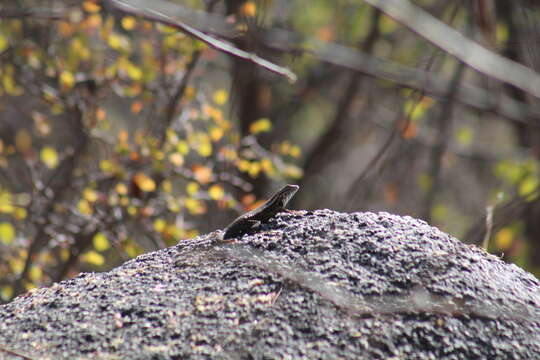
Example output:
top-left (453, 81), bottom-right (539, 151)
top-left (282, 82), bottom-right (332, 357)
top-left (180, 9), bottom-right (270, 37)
top-left (109, 0), bottom-right (296, 83)
top-left (362, 0), bottom-right (540, 99)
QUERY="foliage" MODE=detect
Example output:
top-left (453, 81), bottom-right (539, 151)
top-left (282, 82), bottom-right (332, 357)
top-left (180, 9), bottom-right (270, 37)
top-left (0, 0), bottom-right (301, 302)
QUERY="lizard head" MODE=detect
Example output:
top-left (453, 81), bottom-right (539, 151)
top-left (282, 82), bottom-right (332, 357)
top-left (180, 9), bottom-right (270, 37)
top-left (276, 184), bottom-right (299, 208)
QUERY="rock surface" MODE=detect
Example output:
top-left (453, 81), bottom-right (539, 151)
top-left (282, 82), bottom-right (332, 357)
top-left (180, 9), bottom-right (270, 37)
top-left (1, 209), bottom-right (540, 359)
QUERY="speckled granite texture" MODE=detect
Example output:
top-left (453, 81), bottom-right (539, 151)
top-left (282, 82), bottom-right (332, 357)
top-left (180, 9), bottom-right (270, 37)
top-left (1, 210), bottom-right (539, 359)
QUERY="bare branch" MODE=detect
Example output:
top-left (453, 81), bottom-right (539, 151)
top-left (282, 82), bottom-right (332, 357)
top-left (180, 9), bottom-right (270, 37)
top-left (109, 0), bottom-right (297, 83)
top-left (362, 0), bottom-right (540, 99)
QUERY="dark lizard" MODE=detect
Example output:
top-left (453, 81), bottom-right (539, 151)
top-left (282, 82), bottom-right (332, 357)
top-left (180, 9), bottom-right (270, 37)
top-left (219, 184), bottom-right (299, 241)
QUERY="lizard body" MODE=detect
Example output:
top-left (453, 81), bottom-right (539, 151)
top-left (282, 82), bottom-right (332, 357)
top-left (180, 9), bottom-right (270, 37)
top-left (220, 184), bottom-right (299, 241)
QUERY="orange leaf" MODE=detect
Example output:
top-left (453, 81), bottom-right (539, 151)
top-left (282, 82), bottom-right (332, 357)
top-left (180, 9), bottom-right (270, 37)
top-left (192, 165), bottom-right (212, 184)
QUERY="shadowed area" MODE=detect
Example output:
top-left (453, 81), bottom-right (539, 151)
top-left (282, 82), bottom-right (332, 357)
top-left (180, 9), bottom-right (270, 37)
top-left (1, 210), bottom-right (539, 359)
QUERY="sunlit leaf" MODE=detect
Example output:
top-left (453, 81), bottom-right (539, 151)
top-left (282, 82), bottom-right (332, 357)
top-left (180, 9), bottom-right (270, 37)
top-left (208, 184), bottom-right (225, 200)
top-left (77, 199), bottom-right (93, 215)
top-left (154, 218), bottom-right (166, 233)
top-left (283, 164), bottom-right (303, 179)
top-left (495, 228), bottom-right (513, 251)
top-left (121, 16), bottom-right (136, 30)
top-left (83, 251), bottom-right (105, 266)
top-left (162, 180), bottom-right (172, 193)
top-left (177, 141), bottom-right (189, 155)
top-left (198, 142), bottom-right (212, 157)
top-left (0, 222), bottom-right (15, 244)
top-left (186, 182), bottom-right (199, 196)
top-left (209, 126), bottom-right (224, 141)
top-left (240, 1), bottom-right (257, 17)
top-left (9, 257), bottom-right (24, 274)
top-left (261, 158), bottom-right (275, 176)
top-left (83, 1), bottom-right (101, 13)
top-left (29, 266), bottom-right (42, 282)
top-left (133, 172), bottom-right (156, 192)
top-left (519, 175), bottom-right (538, 198)
top-left (93, 232), bottom-right (110, 252)
top-left (40, 146), bottom-right (59, 169)
top-left (14, 207), bottom-right (27, 220)
top-left (131, 101), bottom-right (143, 114)
top-left (126, 62), bottom-right (143, 80)
top-left (193, 165), bottom-right (212, 184)
top-left (0, 286), bottom-right (13, 301)
top-left (169, 152), bottom-right (184, 167)
top-left (59, 70), bottom-right (75, 89)
top-left (124, 242), bottom-right (143, 258)
top-left (82, 188), bottom-right (98, 203)
top-left (289, 145), bottom-right (301, 158)
top-left (185, 198), bottom-right (206, 215)
top-left (248, 161), bottom-right (261, 178)
top-left (213, 89), bottom-right (229, 105)
top-left (249, 118), bottom-right (272, 134)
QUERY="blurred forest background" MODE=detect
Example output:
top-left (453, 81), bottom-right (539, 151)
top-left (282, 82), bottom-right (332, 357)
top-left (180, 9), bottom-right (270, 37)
top-left (1, 0), bottom-right (540, 303)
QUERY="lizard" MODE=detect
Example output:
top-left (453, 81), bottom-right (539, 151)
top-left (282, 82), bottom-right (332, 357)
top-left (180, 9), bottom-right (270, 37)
top-left (218, 184), bottom-right (299, 242)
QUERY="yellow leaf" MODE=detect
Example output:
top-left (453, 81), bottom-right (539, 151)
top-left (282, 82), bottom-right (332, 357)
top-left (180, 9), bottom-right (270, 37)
top-left (0, 286), bottom-right (13, 301)
top-left (100, 159), bottom-right (114, 173)
top-left (121, 16), bottom-right (136, 30)
top-left (83, 251), bottom-right (105, 266)
top-left (14, 207), bottom-right (27, 220)
top-left (176, 141), bottom-right (189, 155)
top-left (193, 165), bottom-right (212, 184)
top-left (15, 129), bottom-right (32, 154)
top-left (59, 70), bottom-right (75, 89)
top-left (237, 159), bottom-right (250, 172)
top-left (283, 164), bottom-right (303, 179)
top-left (213, 89), bottom-right (228, 105)
top-left (162, 180), bottom-right (172, 193)
top-left (185, 198), bottom-right (206, 215)
top-left (82, 1), bottom-right (101, 13)
top-left (29, 266), bottom-right (42, 282)
top-left (249, 118), bottom-right (272, 134)
top-left (40, 146), bottom-right (59, 169)
top-left (9, 257), bottom-right (24, 274)
top-left (209, 126), bottom-right (224, 141)
top-left (83, 188), bottom-right (98, 202)
top-left (154, 218), bottom-right (166, 233)
top-left (124, 242), bottom-right (143, 258)
top-left (495, 228), bottom-right (513, 251)
top-left (186, 182), bottom-right (199, 196)
top-left (519, 176), bottom-right (538, 198)
top-left (127, 205), bottom-right (137, 215)
top-left (77, 199), bottom-right (93, 215)
top-left (0, 34), bottom-right (8, 53)
top-left (169, 152), bottom-right (184, 167)
top-left (126, 62), bottom-right (143, 80)
top-left (208, 184), bottom-right (225, 200)
top-left (289, 145), bottom-right (301, 158)
top-left (115, 183), bottom-right (128, 195)
top-left (198, 142), bottom-right (212, 157)
top-left (93, 232), bottom-right (110, 252)
top-left (133, 172), bottom-right (156, 192)
top-left (0, 222), bottom-right (15, 244)
top-left (261, 158), bottom-right (275, 176)
top-left (248, 162), bottom-right (261, 178)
